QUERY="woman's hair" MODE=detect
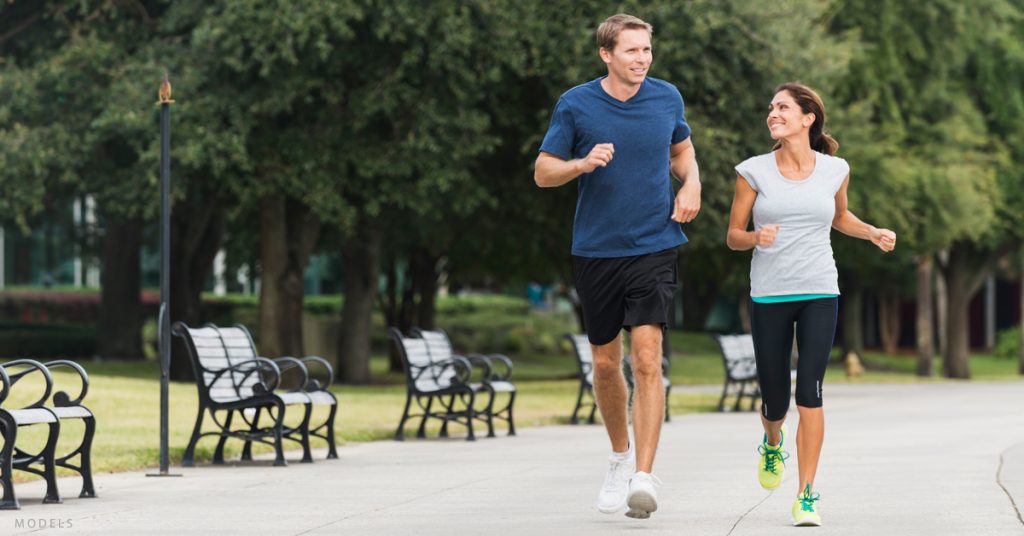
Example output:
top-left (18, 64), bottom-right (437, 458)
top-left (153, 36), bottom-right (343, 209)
top-left (772, 82), bottom-right (839, 156)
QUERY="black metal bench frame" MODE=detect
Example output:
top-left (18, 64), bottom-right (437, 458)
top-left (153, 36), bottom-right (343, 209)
top-left (173, 322), bottom-right (313, 467)
top-left (411, 328), bottom-right (517, 437)
top-left (712, 333), bottom-right (761, 412)
top-left (622, 354), bottom-right (672, 422)
top-left (389, 328), bottom-right (485, 441)
top-left (0, 359), bottom-right (96, 510)
top-left (565, 334), bottom-right (597, 425)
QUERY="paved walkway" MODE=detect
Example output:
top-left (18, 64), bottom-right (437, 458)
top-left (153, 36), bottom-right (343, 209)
top-left (8, 382), bottom-right (1024, 535)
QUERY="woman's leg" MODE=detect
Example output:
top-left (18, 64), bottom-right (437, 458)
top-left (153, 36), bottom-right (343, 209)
top-left (750, 300), bottom-right (798, 442)
top-left (793, 298), bottom-right (839, 495)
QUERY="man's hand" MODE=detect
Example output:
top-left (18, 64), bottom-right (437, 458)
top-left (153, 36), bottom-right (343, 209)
top-left (870, 227), bottom-right (896, 252)
top-left (671, 181), bottom-right (701, 223)
top-left (578, 143), bottom-right (615, 173)
top-left (755, 224), bottom-right (779, 247)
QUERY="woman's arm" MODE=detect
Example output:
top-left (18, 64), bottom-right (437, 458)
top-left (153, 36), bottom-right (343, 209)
top-left (727, 175), bottom-right (778, 251)
top-left (832, 175), bottom-right (896, 251)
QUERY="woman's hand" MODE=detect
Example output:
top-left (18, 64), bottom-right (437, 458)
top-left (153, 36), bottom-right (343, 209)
top-left (870, 227), bottom-right (896, 252)
top-left (755, 224), bottom-right (779, 247)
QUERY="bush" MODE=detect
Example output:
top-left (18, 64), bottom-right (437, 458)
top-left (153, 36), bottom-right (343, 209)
top-left (995, 327), bottom-right (1021, 360)
top-left (0, 321), bottom-right (97, 358)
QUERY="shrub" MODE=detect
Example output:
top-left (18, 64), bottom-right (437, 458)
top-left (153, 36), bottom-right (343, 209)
top-left (995, 327), bottom-right (1021, 360)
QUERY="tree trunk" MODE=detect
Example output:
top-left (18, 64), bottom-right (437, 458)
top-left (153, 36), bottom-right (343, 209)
top-left (1019, 260), bottom-right (1024, 375)
top-left (413, 248), bottom-right (440, 330)
top-left (169, 187), bottom-right (226, 381)
top-left (380, 254), bottom-right (404, 373)
top-left (935, 251), bottom-right (949, 360)
top-left (942, 249), bottom-right (972, 379)
top-left (841, 281), bottom-right (864, 362)
top-left (915, 255), bottom-right (934, 377)
top-left (336, 224), bottom-right (381, 384)
top-left (97, 217), bottom-right (143, 359)
top-left (258, 196), bottom-right (321, 358)
top-left (878, 294), bottom-right (901, 355)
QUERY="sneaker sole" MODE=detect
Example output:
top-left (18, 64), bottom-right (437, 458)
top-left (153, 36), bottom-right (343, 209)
top-left (792, 517), bottom-right (822, 527)
top-left (625, 491), bottom-right (657, 519)
top-left (759, 478), bottom-right (782, 490)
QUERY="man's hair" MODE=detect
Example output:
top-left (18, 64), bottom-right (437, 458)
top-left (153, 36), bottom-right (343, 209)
top-left (596, 13), bottom-right (653, 51)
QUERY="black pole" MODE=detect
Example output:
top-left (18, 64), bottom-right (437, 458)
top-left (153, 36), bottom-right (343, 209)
top-left (149, 75), bottom-right (180, 477)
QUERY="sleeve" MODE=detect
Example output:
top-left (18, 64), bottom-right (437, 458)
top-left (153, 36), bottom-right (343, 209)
top-left (538, 97), bottom-right (575, 160)
top-left (833, 157), bottom-right (851, 194)
top-left (671, 88), bottom-right (692, 144)
top-left (735, 158), bottom-right (760, 193)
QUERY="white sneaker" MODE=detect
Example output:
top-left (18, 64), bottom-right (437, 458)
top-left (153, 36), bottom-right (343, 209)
top-left (625, 471), bottom-right (661, 519)
top-left (596, 450), bottom-right (635, 513)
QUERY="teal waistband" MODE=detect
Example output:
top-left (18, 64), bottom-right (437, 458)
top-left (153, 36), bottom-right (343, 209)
top-left (751, 294), bottom-right (839, 304)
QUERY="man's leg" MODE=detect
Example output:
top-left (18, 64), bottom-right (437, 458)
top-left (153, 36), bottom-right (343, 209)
top-left (591, 333), bottom-right (629, 452)
top-left (627, 324), bottom-right (664, 473)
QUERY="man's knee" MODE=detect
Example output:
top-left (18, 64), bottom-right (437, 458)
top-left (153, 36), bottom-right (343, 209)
top-left (631, 353), bottom-right (662, 382)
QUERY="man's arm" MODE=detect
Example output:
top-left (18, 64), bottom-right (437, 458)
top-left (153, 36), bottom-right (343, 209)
top-left (669, 137), bottom-right (700, 222)
top-left (534, 144), bottom-right (614, 188)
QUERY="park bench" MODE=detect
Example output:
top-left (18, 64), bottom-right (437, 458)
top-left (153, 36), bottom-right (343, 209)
top-left (565, 334), bottom-right (597, 425)
top-left (0, 359), bottom-right (97, 510)
top-left (173, 323), bottom-right (318, 466)
top-left (411, 328), bottom-right (516, 437)
top-left (711, 333), bottom-right (761, 412)
top-left (212, 325), bottom-right (338, 461)
top-left (389, 328), bottom-right (488, 441)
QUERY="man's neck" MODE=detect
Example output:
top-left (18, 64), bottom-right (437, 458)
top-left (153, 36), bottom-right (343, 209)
top-left (600, 75), bottom-right (643, 102)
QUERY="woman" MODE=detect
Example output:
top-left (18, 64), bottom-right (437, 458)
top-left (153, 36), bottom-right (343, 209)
top-left (726, 82), bottom-right (896, 527)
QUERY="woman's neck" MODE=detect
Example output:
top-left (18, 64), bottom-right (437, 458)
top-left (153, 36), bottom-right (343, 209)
top-left (774, 138), bottom-right (816, 172)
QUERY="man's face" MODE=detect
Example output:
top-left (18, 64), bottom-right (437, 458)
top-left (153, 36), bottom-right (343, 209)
top-left (601, 28), bottom-right (652, 86)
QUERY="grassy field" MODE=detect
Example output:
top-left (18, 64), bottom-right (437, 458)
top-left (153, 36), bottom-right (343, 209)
top-left (3, 330), bottom-right (1022, 483)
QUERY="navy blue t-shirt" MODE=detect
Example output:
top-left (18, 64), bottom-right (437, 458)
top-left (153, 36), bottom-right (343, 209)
top-left (540, 76), bottom-right (691, 258)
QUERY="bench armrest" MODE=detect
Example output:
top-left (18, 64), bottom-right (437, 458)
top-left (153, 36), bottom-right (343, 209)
top-left (210, 357), bottom-right (282, 393)
top-left (412, 356), bottom-right (472, 386)
top-left (298, 356), bottom-right (333, 390)
top-left (0, 359), bottom-right (54, 408)
top-left (479, 353), bottom-right (513, 381)
top-left (273, 357), bottom-right (311, 392)
top-left (41, 360), bottom-right (90, 407)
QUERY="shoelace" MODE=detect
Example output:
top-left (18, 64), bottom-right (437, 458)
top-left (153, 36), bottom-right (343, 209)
top-left (798, 485), bottom-right (820, 512)
top-left (758, 444), bottom-right (789, 473)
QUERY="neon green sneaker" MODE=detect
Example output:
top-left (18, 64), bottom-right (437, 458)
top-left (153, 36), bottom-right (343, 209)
top-left (791, 484), bottom-right (822, 526)
top-left (757, 426), bottom-right (788, 489)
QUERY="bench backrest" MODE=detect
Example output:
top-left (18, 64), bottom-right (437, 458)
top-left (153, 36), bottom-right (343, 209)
top-left (388, 328), bottom-right (456, 392)
top-left (174, 324), bottom-right (258, 403)
top-left (714, 334), bottom-right (758, 381)
top-left (412, 329), bottom-right (459, 387)
top-left (566, 334), bottom-right (595, 385)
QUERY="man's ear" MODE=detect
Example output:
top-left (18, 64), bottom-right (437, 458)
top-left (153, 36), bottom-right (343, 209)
top-left (599, 47), bottom-right (612, 64)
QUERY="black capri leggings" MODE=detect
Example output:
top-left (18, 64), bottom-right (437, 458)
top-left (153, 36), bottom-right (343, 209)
top-left (749, 297), bottom-right (839, 421)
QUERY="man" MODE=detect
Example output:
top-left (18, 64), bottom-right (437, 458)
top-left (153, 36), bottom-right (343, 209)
top-left (534, 13), bottom-right (700, 519)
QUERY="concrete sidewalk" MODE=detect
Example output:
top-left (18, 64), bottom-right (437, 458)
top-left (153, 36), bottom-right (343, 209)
top-left (8, 382), bottom-right (1024, 535)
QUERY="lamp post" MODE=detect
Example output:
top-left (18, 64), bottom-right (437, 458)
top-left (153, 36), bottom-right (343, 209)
top-left (148, 74), bottom-right (181, 477)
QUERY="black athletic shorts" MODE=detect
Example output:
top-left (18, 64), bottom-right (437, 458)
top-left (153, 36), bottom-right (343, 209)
top-left (572, 248), bottom-right (678, 346)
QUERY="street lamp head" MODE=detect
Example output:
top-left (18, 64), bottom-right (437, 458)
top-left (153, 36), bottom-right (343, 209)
top-left (158, 72), bottom-right (174, 104)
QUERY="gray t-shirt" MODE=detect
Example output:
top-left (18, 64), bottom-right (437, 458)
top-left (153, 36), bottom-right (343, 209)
top-left (735, 151), bottom-right (849, 298)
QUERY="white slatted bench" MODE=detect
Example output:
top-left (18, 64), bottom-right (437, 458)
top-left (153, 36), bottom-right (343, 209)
top-left (388, 328), bottom-right (483, 441)
top-left (0, 359), bottom-right (97, 510)
top-left (173, 323), bottom-right (312, 466)
top-left (412, 328), bottom-right (517, 437)
top-left (565, 334), bottom-right (597, 425)
top-left (712, 333), bottom-right (761, 412)
top-left (212, 325), bottom-right (338, 461)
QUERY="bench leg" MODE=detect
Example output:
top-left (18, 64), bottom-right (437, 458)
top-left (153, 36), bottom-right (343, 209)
top-left (183, 406), bottom-right (206, 467)
top-left (394, 392), bottom-right (413, 441)
top-left (241, 407), bottom-right (261, 462)
top-left (482, 387), bottom-right (497, 438)
top-left (41, 420), bottom-right (62, 504)
top-left (664, 385), bottom-right (671, 422)
top-left (299, 403), bottom-right (313, 464)
top-left (717, 380), bottom-right (729, 412)
top-left (270, 401), bottom-right (287, 467)
top-left (213, 410), bottom-right (234, 465)
top-left (732, 382), bottom-right (745, 412)
top-left (506, 391), bottom-right (517, 436)
top-left (418, 396), bottom-right (434, 439)
top-left (439, 395), bottom-right (453, 438)
top-left (570, 382), bottom-right (586, 424)
top-left (325, 401), bottom-right (339, 459)
top-left (78, 416), bottom-right (97, 498)
top-left (0, 415), bottom-right (19, 510)
top-left (464, 391), bottom-right (476, 442)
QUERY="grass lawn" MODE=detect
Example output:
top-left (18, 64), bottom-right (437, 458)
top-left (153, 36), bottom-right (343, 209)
top-left (4, 330), bottom-right (1022, 482)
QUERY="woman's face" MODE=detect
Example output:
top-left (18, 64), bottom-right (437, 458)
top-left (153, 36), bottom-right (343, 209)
top-left (766, 90), bottom-right (813, 141)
